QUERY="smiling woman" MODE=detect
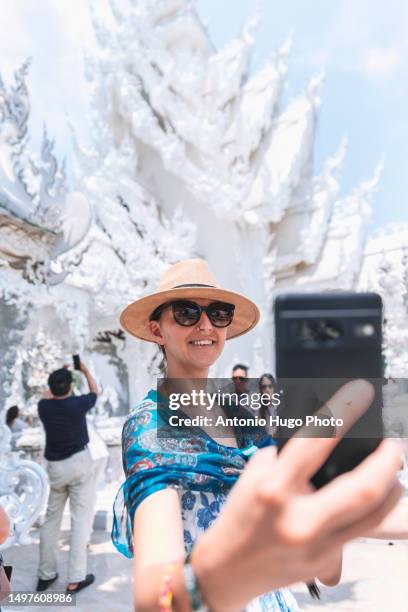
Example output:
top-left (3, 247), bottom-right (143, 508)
top-left (112, 258), bottom-right (404, 612)
top-left (113, 259), bottom-right (302, 609)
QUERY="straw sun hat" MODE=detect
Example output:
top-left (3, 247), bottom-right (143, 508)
top-left (120, 259), bottom-right (260, 342)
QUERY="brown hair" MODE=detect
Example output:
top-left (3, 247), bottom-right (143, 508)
top-left (158, 346), bottom-right (167, 375)
top-left (258, 373), bottom-right (277, 420)
top-left (6, 405), bottom-right (19, 427)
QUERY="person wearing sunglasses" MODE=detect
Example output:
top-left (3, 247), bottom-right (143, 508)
top-left (112, 258), bottom-right (406, 612)
top-left (232, 363), bottom-right (249, 395)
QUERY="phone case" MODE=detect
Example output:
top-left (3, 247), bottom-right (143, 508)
top-left (274, 292), bottom-right (383, 488)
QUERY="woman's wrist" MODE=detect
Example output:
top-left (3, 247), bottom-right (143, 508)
top-left (171, 562), bottom-right (196, 612)
top-left (159, 546), bottom-right (240, 612)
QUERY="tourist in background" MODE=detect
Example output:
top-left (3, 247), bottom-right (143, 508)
top-left (231, 363), bottom-right (249, 397)
top-left (5, 405), bottom-right (32, 450)
top-left (5, 405), bottom-right (28, 434)
top-left (230, 362), bottom-right (258, 417)
top-left (36, 363), bottom-right (98, 594)
top-left (259, 372), bottom-right (279, 435)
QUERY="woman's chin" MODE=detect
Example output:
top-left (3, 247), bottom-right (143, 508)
top-left (190, 357), bottom-right (217, 370)
top-left (185, 347), bottom-right (220, 369)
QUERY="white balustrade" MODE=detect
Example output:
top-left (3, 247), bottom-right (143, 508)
top-left (0, 425), bottom-right (48, 549)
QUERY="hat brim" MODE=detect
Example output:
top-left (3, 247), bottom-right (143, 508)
top-left (120, 287), bottom-right (260, 342)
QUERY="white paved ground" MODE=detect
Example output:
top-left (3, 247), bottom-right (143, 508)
top-left (2, 532), bottom-right (408, 611)
top-left (291, 539), bottom-right (408, 611)
top-left (1, 528), bottom-right (133, 612)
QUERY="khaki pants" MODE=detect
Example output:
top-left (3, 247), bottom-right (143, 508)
top-left (38, 448), bottom-right (93, 583)
top-left (86, 456), bottom-right (109, 541)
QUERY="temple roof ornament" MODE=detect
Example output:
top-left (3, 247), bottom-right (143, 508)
top-left (0, 63), bottom-right (92, 285)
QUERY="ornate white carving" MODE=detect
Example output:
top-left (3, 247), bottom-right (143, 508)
top-left (359, 226), bottom-right (408, 378)
top-left (0, 62), bottom-right (92, 285)
top-left (0, 425), bottom-right (48, 549)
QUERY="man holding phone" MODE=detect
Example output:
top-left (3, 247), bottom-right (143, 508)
top-left (37, 360), bottom-right (99, 595)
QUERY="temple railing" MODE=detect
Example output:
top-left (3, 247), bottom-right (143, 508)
top-left (0, 424), bottom-right (48, 550)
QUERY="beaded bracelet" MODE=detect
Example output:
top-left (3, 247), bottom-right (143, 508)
top-left (158, 562), bottom-right (178, 611)
top-left (158, 555), bottom-right (208, 612)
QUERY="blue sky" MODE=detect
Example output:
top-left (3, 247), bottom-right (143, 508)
top-left (1, 0), bottom-right (407, 232)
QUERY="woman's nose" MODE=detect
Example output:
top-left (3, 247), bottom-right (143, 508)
top-left (197, 311), bottom-right (213, 331)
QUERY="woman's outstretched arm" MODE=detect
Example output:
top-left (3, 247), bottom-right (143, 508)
top-left (132, 441), bottom-right (402, 612)
top-left (133, 487), bottom-right (201, 612)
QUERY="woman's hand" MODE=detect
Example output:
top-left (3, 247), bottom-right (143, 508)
top-left (191, 380), bottom-right (403, 611)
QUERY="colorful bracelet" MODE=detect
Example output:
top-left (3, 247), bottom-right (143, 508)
top-left (158, 562), bottom-right (178, 611)
top-left (183, 553), bottom-right (208, 611)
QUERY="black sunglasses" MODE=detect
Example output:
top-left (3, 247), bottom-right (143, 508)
top-left (150, 300), bottom-right (235, 327)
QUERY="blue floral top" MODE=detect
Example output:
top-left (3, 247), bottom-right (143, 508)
top-left (112, 390), bottom-right (299, 611)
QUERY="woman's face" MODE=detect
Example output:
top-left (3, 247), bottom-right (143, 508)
top-left (148, 297), bottom-right (228, 376)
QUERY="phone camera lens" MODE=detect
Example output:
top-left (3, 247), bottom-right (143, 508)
top-left (354, 323), bottom-right (375, 337)
top-left (294, 320), bottom-right (342, 343)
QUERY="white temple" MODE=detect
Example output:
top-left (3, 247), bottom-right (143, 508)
top-left (1, 0), bottom-right (397, 408)
top-left (0, 0), bottom-right (407, 540)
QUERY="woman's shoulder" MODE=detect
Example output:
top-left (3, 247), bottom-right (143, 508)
top-left (121, 392), bottom-right (160, 460)
top-left (128, 391), bottom-right (157, 417)
top-left (123, 391), bottom-right (157, 429)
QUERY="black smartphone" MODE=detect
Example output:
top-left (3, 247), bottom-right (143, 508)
top-left (73, 354), bottom-right (81, 371)
top-left (274, 292), bottom-right (383, 488)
